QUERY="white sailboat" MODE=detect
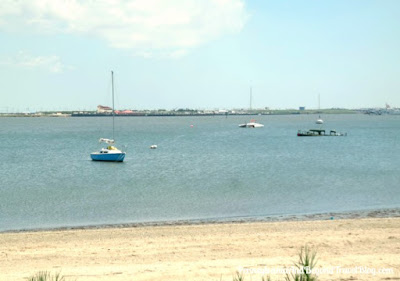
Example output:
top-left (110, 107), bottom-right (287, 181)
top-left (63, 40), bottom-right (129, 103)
top-left (316, 94), bottom-right (323, 125)
top-left (239, 86), bottom-right (264, 128)
top-left (90, 71), bottom-right (126, 162)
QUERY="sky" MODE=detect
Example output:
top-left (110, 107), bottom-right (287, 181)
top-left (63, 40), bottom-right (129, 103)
top-left (0, 0), bottom-right (399, 112)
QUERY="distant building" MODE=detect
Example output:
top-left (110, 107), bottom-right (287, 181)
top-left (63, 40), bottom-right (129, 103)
top-left (299, 106), bottom-right (305, 111)
top-left (117, 110), bottom-right (134, 115)
top-left (97, 105), bottom-right (112, 113)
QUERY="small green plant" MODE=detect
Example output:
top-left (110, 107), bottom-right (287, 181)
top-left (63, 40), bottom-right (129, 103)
top-left (233, 271), bottom-right (245, 281)
top-left (28, 271), bottom-right (66, 281)
top-left (285, 245), bottom-right (318, 281)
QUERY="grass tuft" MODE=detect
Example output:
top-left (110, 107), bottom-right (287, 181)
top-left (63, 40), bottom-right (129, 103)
top-left (233, 271), bottom-right (245, 281)
top-left (28, 271), bottom-right (66, 281)
top-left (285, 245), bottom-right (318, 281)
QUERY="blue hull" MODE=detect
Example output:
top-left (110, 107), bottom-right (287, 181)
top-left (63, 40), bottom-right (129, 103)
top-left (90, 153), bottom-right (126, 162)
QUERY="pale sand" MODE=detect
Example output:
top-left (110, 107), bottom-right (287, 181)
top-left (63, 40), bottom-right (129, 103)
top-left (1, 218), bottom-right (400, 281)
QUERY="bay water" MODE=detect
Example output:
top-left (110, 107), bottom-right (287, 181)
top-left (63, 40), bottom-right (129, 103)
top-left (1, 114), bottom-right (399, 232)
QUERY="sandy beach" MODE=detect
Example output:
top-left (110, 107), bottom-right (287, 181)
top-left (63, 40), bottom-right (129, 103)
top-left (1, 218), bottom-right (399, 281)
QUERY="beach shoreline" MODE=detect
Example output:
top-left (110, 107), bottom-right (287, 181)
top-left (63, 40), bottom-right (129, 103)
top-left (1, 216), bottom-right (399, 281)
top-left (2, 207), bottom-right (399, 234)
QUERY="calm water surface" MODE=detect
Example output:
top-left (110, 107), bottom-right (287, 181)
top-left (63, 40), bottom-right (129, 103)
top-left (1, 114), bottom-right (399, 231)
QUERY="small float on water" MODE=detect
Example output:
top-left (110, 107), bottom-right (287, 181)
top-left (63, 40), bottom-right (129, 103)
top-left (297, 129), bottom-right (347, 137)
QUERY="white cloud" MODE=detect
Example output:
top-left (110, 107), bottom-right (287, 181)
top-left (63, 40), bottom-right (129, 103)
top-left (0, 51), bottom-right (71, 73)
top-left (0, 0), bottom-right (248, 58)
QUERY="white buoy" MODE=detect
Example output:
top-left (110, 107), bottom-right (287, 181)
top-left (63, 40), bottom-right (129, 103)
top-left (150, 145), bottom-right (157, 149)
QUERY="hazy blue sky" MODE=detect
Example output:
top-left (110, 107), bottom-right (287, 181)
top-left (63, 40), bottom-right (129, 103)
top-left (1, 0), bottom-right (399, 112)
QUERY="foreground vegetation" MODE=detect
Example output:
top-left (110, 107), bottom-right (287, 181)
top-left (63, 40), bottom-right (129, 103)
top-left (27, 246), bottom-right (318, 281)
top-left (28, 271), bottom-right (67, 281)
top-left (235, 246), bottom-right (318, 281)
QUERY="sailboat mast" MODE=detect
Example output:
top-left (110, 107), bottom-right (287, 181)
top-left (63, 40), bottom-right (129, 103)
top-left (250, 86), bottom-right (252, 111)
top-left (318, 94), bottom-right (320, 111)
top-left (111, 70), bottom-right (115, 141)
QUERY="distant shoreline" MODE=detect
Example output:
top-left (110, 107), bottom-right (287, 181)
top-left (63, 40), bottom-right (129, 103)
top-left (2, 207), bottom-right (399, 234)
top-left (0, 109), bottom-right (358, 117)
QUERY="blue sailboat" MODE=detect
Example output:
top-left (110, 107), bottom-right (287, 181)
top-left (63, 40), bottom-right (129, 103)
top-left (90, 71), bottom-right (126, 162)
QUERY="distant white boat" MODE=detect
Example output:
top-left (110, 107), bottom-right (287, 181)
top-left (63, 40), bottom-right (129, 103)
top-left (316, 94), bottom-right (323, 124)
top-left (239, 119), bottom-right (264, 128)
top-left (239, 86), bottom-right (264, 128)
top-left (385, 104), bottom-right (400, 115)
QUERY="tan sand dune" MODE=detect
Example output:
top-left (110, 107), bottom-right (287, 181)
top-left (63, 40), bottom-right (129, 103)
top-left (1, 218), bottom-right (399, 281)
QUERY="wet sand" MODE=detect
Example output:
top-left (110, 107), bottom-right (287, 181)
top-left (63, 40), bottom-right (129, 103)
top-left (1, 218), bottom-right (400, 281)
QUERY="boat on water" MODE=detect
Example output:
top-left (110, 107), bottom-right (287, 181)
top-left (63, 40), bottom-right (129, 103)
top-left (238, 86), bottom-right (264, 128)
top-left (91, 138), bottom-right (126, 161)
top-left (315, 94), bottom-right (324, 124)
top-left (297, 129), bottom-right (346, 137)
top-left (316, 116), bottom-right (324, 124)
top-left (90, 71), bottom-right (126, 162)
top-left (239, 119), bottom-right (264, 128)
top-left (298, 95), bottom-right (346, 136)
